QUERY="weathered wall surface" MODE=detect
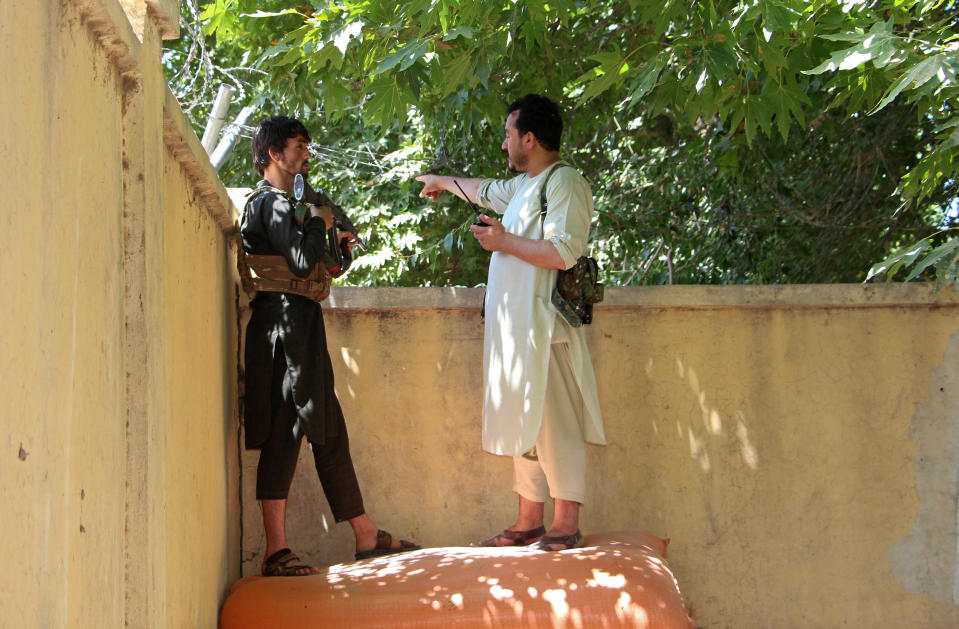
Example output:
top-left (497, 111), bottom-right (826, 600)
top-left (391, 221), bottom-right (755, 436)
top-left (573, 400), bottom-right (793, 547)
top-left (1, 1), bottom-right (240, 628)
top-left (160, 137), bottom-right (240, 626)
top-left (242, 285), bottom-right (959, 628)
top-left (1, 2), bottom-right (128, 625)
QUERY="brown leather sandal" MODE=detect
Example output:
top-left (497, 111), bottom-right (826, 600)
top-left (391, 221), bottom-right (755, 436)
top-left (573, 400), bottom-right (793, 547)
top-left (474, 525), bottom-right (546, 547)
top-left (354, 530), bottom-right (420, 561)
top-left (531, 530), bottom-right (583, 552)
top-left (261, 548), bottom-right (319, 576)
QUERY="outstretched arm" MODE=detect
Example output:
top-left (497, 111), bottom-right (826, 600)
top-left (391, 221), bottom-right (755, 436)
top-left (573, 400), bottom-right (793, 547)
top-left (416, 174), bottom-right (484, 203)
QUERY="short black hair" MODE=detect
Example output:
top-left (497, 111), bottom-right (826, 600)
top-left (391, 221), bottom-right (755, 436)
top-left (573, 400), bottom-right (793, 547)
top-left (251, 116), bottom-right (311, 174)
top-left (507, 94), bottom-right (563, 152)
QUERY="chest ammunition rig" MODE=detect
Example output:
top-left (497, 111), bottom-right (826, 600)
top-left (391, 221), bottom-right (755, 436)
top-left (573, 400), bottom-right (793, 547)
top-left (237, 182), bottom-right (355, 303)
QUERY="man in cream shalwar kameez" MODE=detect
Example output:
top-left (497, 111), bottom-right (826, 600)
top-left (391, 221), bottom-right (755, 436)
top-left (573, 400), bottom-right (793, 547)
top-left (417, 94), bottom-right (605, 551)
top-left (476, 165), bottom-right (605, 458)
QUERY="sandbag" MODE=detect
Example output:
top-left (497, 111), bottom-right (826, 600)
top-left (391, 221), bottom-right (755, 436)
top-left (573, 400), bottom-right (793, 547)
top-left (219, 530), bottom-right (694, 628)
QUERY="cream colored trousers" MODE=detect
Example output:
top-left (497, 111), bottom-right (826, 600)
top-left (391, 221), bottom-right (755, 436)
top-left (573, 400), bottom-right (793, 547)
top-left (512, 337), bottom-right (587, 504)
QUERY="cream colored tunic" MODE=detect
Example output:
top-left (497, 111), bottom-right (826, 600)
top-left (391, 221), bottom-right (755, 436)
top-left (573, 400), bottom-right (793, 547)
top-left (476, 163), bottom-right (606, 457)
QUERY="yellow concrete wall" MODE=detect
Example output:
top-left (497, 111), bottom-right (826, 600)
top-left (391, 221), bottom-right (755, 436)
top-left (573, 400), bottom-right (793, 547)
top-left (242, 285), bottom-right (959, 628)
top-left (0, 1), bottom-right (128, 624)
top-left (161, 148), bottom-right (240, 627)
top-left (1, 1), bottom-right (240, 628)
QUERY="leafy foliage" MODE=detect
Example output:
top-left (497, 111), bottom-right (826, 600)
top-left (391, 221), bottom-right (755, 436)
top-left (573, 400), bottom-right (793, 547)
top-left (868, 232), bottom-right (959, 290)
top-left (164, 0), bottom-right (959, 287)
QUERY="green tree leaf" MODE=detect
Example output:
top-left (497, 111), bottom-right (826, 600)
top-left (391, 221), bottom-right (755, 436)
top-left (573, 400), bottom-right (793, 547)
top-left (375, 39), bottom-right (430, 75)
top-left (165, 0), bottom-right (959, 288)
top-left (867, 240), bottom-right (932, 282)
top-left (905, 239), bottom-right (959, 282)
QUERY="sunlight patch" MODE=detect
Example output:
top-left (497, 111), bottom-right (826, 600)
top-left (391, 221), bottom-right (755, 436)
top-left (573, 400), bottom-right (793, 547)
top-left (339, 347), bottom-right (360, 374)
top-left (542, 588), bottom-right (569, 618)
top-left (489, 584), bottom-right (515, 601)
top-left (587, 568), bottom-right (626, 589)
top-left (614, 591), bottom-right (651, 625)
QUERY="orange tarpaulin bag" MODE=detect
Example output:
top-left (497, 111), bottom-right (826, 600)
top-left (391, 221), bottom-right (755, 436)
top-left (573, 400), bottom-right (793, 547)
top-left (219, 531), bottom-right (694, 628)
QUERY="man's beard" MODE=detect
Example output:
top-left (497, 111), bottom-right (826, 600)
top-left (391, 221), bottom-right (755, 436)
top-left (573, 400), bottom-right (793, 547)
top-left (280, 156), bottom-right (309, 176)
top-left (506, 150), bottom-right (527, 173)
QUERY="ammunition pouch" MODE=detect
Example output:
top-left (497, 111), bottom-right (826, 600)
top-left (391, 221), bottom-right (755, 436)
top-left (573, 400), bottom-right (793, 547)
top-left (238, 250), bottom-right (332, 303)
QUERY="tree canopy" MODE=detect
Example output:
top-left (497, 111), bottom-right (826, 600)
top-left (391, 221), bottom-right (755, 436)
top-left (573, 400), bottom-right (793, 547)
top-left (164, 0), bottom-right (959, 287)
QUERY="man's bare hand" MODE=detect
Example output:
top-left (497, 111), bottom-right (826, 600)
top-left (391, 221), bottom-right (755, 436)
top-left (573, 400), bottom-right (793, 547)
top-left (415, 174), bottom-right (444, 201)
top-left (469, 214), bottom-right (511, 252)
top-left (338, 230), bottom-right (357, 253)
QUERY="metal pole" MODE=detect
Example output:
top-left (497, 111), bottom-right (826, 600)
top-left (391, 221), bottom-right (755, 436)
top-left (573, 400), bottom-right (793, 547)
top-left (200, 84), bottom-right (235, 155)
top-left (211, 105), bottom-right (256, 172)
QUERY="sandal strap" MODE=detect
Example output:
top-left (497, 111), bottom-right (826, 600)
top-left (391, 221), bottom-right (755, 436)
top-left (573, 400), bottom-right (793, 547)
top-left (500, 526), bottom-right (546, 542)
top-left (534, 530), bottom-right (583, 551)
top-left (375, 530), bottom-right (394, 551)
top-left (373, 529), bottom-right (419, 551)
top-left (263, 548), bottom-right (294, 566)
top-left (262, 548), bottom-right (316, 576)
top-left (477, 525), bottom-right (546, 547)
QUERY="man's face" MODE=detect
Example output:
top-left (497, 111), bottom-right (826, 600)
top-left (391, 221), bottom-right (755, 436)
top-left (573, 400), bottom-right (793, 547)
top-left (502, 111), bottom-right (528, 173)
top-left (272, 135), bottom-right (311, 177)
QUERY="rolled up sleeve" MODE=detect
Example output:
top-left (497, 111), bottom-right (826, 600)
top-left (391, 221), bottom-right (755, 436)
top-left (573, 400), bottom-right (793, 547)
top-left (542, 169), bottom-right (593, 269)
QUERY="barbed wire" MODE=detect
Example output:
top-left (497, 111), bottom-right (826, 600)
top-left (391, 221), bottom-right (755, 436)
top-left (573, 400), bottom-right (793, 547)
top-left (226, 122), bottom-right (434, 180)
top-left (221, 122), bottom-right (470, 259)
top-left (164, 0), bottom-right (270, 128)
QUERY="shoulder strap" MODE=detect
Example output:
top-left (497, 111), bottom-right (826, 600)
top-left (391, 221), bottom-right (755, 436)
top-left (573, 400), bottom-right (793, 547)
top-left (539, 162), bottom-right (574, 227)
top-left (240, 185), bottom-right (280, 228)
top-left (244, 183), bottom-right (291, 211)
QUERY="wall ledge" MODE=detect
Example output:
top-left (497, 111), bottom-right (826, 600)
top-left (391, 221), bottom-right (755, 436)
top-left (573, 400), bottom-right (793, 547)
top-left (147, 0), bottom-right (181, 39)
top-left (324, 284), bottom-right (959, 311)
top-left (162, 87), bottom-right (236, 233)
top-left (73, 0), bottom-right (234, 233)
top-left (73, 0), bottom-right (141, 81)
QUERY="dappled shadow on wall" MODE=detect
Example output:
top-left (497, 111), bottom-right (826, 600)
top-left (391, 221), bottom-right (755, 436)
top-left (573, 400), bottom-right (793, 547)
top-left (220, 530), bottom-right (694, 628)
top-left (665, 357), bottom-right (760, 474)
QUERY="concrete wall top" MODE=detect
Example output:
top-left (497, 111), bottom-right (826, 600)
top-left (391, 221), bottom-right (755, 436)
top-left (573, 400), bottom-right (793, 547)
top-left (323, 283), bottom-right (959, 311)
